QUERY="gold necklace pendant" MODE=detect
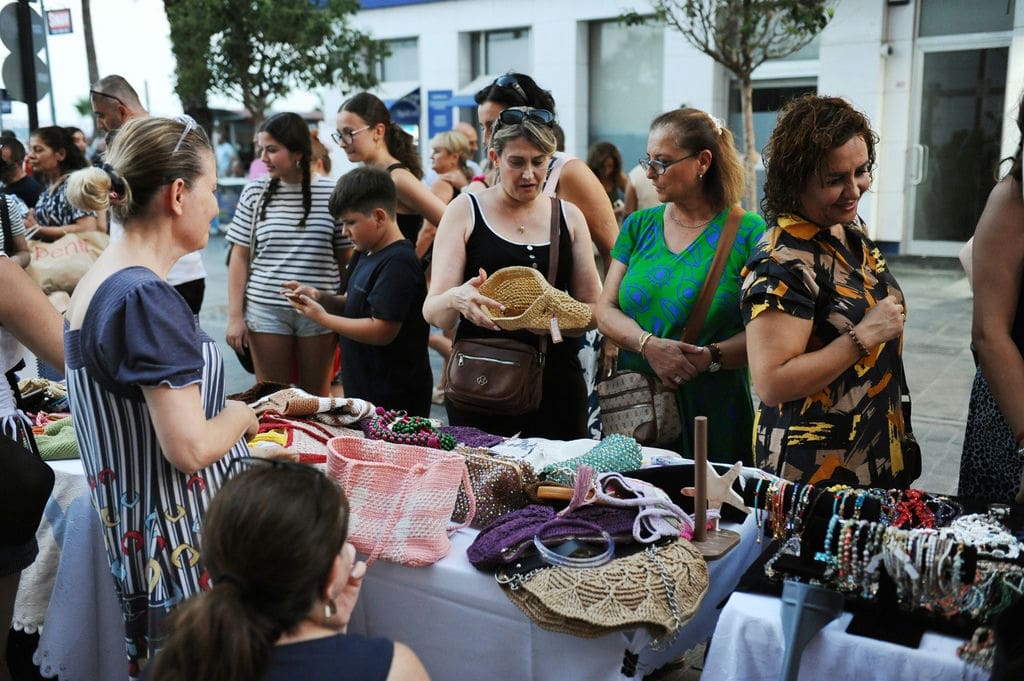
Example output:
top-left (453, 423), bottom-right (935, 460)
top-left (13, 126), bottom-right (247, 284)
top-left (669, 205), bottom-right (714, 230)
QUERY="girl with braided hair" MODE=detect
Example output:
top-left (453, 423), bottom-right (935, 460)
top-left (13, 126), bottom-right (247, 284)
top-left (226, 112), bottom-right (352, 396)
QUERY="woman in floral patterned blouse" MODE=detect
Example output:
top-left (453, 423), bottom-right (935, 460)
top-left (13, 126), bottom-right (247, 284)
top-left (741, 94), bottom-right (910, 487)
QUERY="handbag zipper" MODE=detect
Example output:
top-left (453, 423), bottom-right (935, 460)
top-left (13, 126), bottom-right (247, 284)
top-left (456, 352), bottom-right (521, 367)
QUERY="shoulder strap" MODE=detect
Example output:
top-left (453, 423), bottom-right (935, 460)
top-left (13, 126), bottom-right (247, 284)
top-left (249, 180), bottom-right (271, 267)
top-left (386, 163), bottom-right (407, 173)
top-left (546, 197), bottom-right (560, 285)
top-left (0, 196), bottom-right (12, 256)
top-left (680, 205), bottom-right (744, 344)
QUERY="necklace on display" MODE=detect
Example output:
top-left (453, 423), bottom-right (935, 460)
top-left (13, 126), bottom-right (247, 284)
top-left (668, 205), bottom-right (714, 230)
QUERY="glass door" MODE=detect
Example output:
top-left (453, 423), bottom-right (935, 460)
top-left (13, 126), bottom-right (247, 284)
top-left (907, 45), bottom-right (1008, 254)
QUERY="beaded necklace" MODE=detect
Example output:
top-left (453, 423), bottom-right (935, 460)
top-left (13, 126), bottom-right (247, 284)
top-left (364, 407), bottom-right (457, 450)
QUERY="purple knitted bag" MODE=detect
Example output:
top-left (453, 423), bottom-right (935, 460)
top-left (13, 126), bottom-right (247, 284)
top-left (467, 503), bottom-right (636, 570)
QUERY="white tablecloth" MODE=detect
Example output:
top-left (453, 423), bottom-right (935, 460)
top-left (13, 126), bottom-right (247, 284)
top-left (702, 591), bottom-right (988, 681)
top-left (349, 511), bottom-right (761, 680)
top-left (29, 459), bottom-right (763, 681)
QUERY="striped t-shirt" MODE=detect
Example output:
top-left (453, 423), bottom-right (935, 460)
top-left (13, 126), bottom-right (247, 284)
top-left (226, 175), bottom-right (351, 308)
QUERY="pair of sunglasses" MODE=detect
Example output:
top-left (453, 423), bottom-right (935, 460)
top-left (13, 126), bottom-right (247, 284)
top-left (497, 107), bottom-right (555, 127)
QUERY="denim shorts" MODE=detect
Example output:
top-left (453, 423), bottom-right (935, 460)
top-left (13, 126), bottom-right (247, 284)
top-left (245, 300), bottom-right (333, 337)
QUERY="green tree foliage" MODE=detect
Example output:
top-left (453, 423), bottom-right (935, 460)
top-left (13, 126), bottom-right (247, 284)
top-left (167, 0), bottom-right (385, 129)
top-left (164, 0), bottom-right (216, 133)
top-left (624, 0), bottom-right (833, 210)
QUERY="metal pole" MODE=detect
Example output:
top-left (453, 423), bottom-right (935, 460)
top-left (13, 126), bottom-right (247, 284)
top-left (39, 0), bottom-right (56, 124)
top-left (16, 0), bottom-right (39, 130)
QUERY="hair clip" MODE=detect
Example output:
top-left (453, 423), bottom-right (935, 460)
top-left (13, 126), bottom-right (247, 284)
top-left (710, 116), bottom-right (725, 136)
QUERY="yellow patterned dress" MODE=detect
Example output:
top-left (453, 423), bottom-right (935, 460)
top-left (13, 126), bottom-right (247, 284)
top-left (740, 215), bottom-right (909, 487)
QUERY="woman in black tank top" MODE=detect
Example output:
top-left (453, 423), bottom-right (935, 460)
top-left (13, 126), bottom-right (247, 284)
top-left (335, 93), bottom-right (446, 250)
top-left (423, 108), bottom-right (602, 439)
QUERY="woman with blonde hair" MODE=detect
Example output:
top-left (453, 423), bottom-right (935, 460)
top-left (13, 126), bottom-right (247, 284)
top-left (428, 130), bottom-right (472, 205)
top-left (424, 107), bottom-right (601, 437)
top-left (597, 108), bottom-right (765, 461)
top-left (64, 115), bottom-right (258, 676)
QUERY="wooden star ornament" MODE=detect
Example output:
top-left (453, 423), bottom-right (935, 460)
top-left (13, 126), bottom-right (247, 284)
top-left (682, 460), bottom-right (750, 515)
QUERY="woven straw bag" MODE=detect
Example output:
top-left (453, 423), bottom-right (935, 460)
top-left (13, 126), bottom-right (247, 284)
top-left (326, 436), bottom-right (476, 566)
top-left (498, 539), bottom-right (708, 640)
top-left (478, 266), bottom-right (592, 332)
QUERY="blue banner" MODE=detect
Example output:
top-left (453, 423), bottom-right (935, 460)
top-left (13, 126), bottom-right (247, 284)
top-left (427, 90), bottom-right (452, 139)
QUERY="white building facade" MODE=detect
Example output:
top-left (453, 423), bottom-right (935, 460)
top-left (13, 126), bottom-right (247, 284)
top-left (341, 0), bottom-right (1024, 255)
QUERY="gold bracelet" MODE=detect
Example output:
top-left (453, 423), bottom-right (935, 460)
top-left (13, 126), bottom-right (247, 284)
top-left (846, 324), bottom-right (869, 357)
top-left (638, 331), bottom-right (654, 359)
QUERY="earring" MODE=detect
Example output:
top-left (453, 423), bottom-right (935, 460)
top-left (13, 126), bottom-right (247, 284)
top-left (323, 598), bottom-right (338, 623)
top-left (698, 172), bottom-right (704, 180)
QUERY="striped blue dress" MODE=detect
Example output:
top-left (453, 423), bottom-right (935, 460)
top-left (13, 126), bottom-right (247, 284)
top-left (64, 267), bottom-right (249, 678)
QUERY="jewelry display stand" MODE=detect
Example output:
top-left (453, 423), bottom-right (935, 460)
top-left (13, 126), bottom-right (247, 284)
top-left (689, 416), bottom-right (740, 560)
top-left (778, 579), bottom-right (844, 681)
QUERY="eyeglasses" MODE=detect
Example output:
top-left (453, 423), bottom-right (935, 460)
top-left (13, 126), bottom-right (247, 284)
top-left (493, 74), bottom-right (530, 106)
top-left (89, 89), bottom-right (128, 109)
top-left (496, 107), bottom-right (555, 128)
top-left (331, 126), bottom-right (370, 146)
top-left (638, 151), bottom-right (699, 177)
top-left (172, 114), bottom-right (198, 153)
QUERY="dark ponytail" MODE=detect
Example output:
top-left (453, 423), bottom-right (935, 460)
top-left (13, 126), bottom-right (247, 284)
top-left (147, 464), bottom-right (349, 681)
top-left (340, 92), bottom-right (423, 179)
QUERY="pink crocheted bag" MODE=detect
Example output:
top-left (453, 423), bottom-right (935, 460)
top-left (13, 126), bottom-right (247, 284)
top-left (326, 436), bottom-right (476, 566)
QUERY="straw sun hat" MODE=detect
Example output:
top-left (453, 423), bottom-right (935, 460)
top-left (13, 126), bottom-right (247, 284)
top-left (478, 266), bottom-right (592, 334)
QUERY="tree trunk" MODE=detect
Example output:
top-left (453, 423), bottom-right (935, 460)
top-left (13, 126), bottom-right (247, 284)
top-left (81, 0), bottom-right (98, 88)
top-left (740, 76), bottom-right (757, 212)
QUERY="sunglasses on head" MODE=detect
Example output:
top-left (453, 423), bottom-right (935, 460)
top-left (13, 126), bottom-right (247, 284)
top-left (497, 107), bottom-right (555, 128)
top-left (493, 74), bottom-right (530, 106)
top-left (89, 89), bottom-right (128, 109)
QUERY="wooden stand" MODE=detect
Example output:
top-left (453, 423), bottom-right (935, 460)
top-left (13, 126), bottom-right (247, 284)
top-left (688, 416), bottom-right (741, 560)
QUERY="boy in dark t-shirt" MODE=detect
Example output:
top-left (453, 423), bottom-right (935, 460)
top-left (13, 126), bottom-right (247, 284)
top-left (282, 167), bottom-right (432, 415)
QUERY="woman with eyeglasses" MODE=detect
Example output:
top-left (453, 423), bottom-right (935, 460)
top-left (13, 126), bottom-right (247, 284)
top-left (147, 461), bottom-right (429, 681)
top-left (335, 93), bottom-right (447, 252)
top-left (741, 95), bottom-right (908, 487)
top-left (24, 126), bottom-right (99, 241)
top-left (64, 116), bottom-right (259, 677)
top-left (470, 73), bottom-right (618, 261)
top-left (596, 108), bottom-right (765, 462)
top-left (423, 107), bottom-right (601, 438)
top-left (226, 112), bottom-right (351, 397)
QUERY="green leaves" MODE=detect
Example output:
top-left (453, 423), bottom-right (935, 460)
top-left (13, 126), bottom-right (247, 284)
top-left (164, 0), bottom-right (383, 125)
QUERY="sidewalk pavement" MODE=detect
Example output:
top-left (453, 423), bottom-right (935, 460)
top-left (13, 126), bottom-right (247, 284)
top-left (199, 236), bottom-right (975, 496)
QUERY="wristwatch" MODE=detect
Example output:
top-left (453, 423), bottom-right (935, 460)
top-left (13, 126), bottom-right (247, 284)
top-left (706, 343), bottom-right (723, 373)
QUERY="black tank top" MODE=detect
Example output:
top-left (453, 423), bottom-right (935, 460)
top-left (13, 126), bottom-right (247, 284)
top-left (456, 193), bottom-right (575, 351)
top-left (386, 163), bottom-right (424, 242)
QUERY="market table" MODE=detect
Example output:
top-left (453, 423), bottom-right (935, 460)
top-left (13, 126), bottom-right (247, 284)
top-left (28, 458), bottom-right (765, 681)
top-left (702, 591), bottom-right (988, 681)
top-left (347, 501), bottom-right (761, 680)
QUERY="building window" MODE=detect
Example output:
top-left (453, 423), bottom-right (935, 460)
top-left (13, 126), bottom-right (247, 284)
top-left (470, 28), bottom-right (530, 78)
top-left (919, 0), bottom-right (1014, 37)
top-left (587, 19), bottom-right (663, 173)
top-left (376, 37), bottom-right (419, 82)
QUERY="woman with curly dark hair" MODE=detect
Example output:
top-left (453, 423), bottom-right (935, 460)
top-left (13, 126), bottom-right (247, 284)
top-left (740, 94), bottom-right (910, 487)
top-left (24, 126), bottom-right (98, 241)
top-left (226, 112), bottom-right (352, 396)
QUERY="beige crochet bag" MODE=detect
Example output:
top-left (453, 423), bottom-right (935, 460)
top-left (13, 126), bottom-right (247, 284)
top-left (479, 266), bottom-right (592, 334)
top-left (497, 539), bottom-right (708, 641)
